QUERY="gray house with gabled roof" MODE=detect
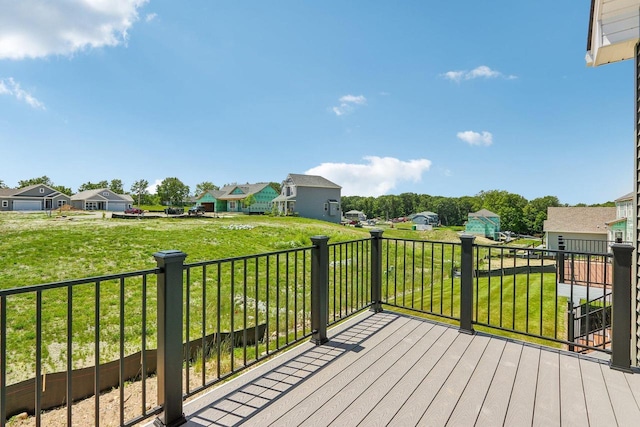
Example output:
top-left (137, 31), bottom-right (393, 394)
top-left (273, 174), bottom-right (342, 223)
top-left (70, 188), bottom-right (134, 211)
top-left (0, 184), bottom-right (71, 211)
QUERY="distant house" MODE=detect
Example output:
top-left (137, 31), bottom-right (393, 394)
top-left (606, 192), bottom-right (633, 243)
top-left (0, 184), bottom-right (71, 211)
top-left (543, 207), bottom-right (616, 251)
top-left (70, 189), bottom-right (134, 211)
top-left (194, 183), bottom-right (278, 214)
top-left (272, 174), bottom-right (342, 223)
top-left (344, 210), bottom-right (367, 222)
top-left (194, 189), bottom-right (226, 212)
top-left (411, 211), bottom-right (439, 226)
top-left (465, 209), bottom-right (500, 240)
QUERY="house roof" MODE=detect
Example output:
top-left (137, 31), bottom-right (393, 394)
top-left (586, 0), bottom-right (640, 66)
top-left (272, 194), bottom-right (294, 202)
top-left (615, 191), bottom-right (633, 202)
top-left (71, 188), bottom-right (133, 202)
top-left (469, 209), bottom-right (499, 218)
top-left (198, 189), bottom-right (226, 199)
top-left (216, 183), bottom-right (273, 200)
top-left (285, 174), bottom-right (341, 189)
top-left (543, 207), bottom-right (616, 234)
top-left (0, 184), bottom-right (68, 198)
top-left (606, 217), bottom-right (627, 226)
top-left (413, 211), bottom-right (438, 217)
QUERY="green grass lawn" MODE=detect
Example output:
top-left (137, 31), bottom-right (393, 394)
top-left (0, 213), bottom-right (566, 384)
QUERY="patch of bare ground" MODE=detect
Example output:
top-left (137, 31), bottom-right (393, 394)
top-left (6, 358), bottom-right (248, 427)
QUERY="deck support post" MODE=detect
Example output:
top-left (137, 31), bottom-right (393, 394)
top-left (459, 235), bottom-right (475, 335)
top-left (310, 236), bottom-right (329, 345)
top-left (611, 243), bottom-right (634, 372)
top-left (154, 250), bottom-right (187, 427)
top-left (370, 229), bottom-right (384, 313)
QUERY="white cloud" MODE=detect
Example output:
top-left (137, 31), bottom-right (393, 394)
top-left (332, 94), bottom-right (367, 116)
top-left (443, 71), bottom-right (465, 82)
top-left (147, 179), bottom-right (162, 194)
top-left (305, 156), bottom-right (431, 197)
top-left (442, 66), bottom-right (516, 83)
top-left (457, 130), bottom-right (493, 146)
top-left (145, 12), bottom-right (157, 22)
top-left (0, 0), bottom-right (149, 60)
top-left (0, 77), bottom-right (45, 109)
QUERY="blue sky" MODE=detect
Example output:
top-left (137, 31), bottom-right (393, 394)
top-left (0, 1), bottom-right (633, 204)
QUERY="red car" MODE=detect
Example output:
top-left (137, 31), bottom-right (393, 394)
top-left (125, 207), bottom-right (143, 214)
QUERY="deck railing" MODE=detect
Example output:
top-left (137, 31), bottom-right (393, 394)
top-left (562, 237), bottom-right (631, 253)
top-left (0, 231), bottom-right (633, 426)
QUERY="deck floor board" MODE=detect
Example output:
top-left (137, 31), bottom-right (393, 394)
top-left (172, 311), bottom-right (640, 427)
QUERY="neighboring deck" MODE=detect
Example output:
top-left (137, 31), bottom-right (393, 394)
top-left (178, 311), bottom-right (640, 427)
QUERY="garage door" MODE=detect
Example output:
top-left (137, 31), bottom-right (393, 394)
top-left (107, 202), bottom-right (126, 212)
top-left (13, 200), bottom-right (42, 211)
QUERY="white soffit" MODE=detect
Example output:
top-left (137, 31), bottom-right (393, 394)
top-left (586, 0), bottom-right (640, 66)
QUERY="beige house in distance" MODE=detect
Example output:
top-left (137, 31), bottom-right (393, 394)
top-left (543, 207), bottom-right (616, 252)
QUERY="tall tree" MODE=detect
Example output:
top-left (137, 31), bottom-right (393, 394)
top-left (523, 196), bottom-right (560, 235)
top-left (432, 197), bottom-right (460, 226)
top-left (53, 185), bottom-right (73, 196)
top-left (157, 177), bottom-right (190, 206)
top-left (477, 190), bottom-right (528, 233)
top-left (195, 181), bottom-right (219, 196)
top-left (18, 176), bottom-right (53, 187)
top-left (78, 180), bottom-right (109, 192)
top-left (130, 179), bottom-right (149, 206)
top-left (0, 179), bottom-right (7, 189)
top-left (269, 181), bottom-right (282, 194)
top-left (109, 179), bottom-right (124, 194)
top-left (243, 194), bottom-right (256, 208)
top-left (398, 192), bottom-right (419, 216)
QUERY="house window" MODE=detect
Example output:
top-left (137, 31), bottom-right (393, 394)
top-left (229, 201), bottom-right (236, 210)
top-left (57, 200), bottom-right (67, 207)
top-left (39, 188), bottom-right (44, 193)
top-left (103, 192), bottom-right (110, 196)
top-left (615, 231), bottom-right (624, 242)
top-left (1, 200), bottom-right (7, 207)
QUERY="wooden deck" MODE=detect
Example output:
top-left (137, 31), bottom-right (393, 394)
top-left (178, 311), bottom-right (640, 427)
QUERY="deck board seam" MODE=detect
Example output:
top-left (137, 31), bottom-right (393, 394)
top-left (415, 333), bottom-right (482, 425)
top-left (473, 338), bottom-right (510, 427)
top-left (385, 328), bottom-right (469, 425)
top-left (263, 316), bottom-right (422, 426)
top-left (289, 318), bottom-right (430, 426)
top-left (444, 336), bottom-right (504, 427)
top-left (324, 321), bottom-right (438, 426)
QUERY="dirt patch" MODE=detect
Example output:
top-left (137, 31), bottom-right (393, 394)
top-left (6, 365), bottom-right (222, 427)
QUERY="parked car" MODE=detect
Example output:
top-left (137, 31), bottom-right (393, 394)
top-left (125, 207), bottom-right (143, 214)
top-left (164, 207), bottom-right (184, 215)
top-left (188, 205), bottom-right (206, 216)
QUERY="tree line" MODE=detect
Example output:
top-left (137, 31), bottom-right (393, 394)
top-left (341, 190), bottom-right (614, 236)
